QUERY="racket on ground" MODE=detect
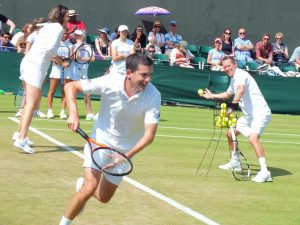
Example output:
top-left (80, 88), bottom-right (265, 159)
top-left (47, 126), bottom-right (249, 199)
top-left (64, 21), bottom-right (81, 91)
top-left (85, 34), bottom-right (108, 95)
top-left (74, 43), bottom-right (93, 79)
top-left (76, 127), bottom-right (133, 176)
top-left (57, 43), bottom-right (71, 84)
top-left (14, 83), bottom-right (25, 109)
top-left (229, 126), bottom-right (250, 181)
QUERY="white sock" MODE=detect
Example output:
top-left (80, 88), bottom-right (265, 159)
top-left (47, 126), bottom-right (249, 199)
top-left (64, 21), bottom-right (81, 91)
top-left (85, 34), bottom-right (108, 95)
top-left (48, 109), bottom-right (53, 112)
top-left (59, 216), bottom-right (72, 225)
top-left (60, 109), bottom-right (65, 113)
top-left (259, 157), bottom-right (268, 172)
top-left (231, 150), bottom-right (239, 161)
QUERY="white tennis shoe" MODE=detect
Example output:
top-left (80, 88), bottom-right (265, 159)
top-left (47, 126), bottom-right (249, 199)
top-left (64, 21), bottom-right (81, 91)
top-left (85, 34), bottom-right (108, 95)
top-left (15, 109), bottom-right (22, 117)
top-left (251, 171), bottom-right (272, 183)
top-left (12, 132), bottom-right (34, 146)
top-left (59, 111), bottom-right (67, 119)
top-left (13, 138), bottom-right (35, 154)
top-left (219, 160), bottom-right (242, 171)
top-left (47, 109), bottom-right (54, 119)
top-left (85, 113), bottom-right (94, 121)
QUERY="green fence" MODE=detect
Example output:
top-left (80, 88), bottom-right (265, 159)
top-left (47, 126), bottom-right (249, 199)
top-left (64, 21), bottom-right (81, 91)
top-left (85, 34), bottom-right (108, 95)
top-left (1, 52), bottom-right (300, 115)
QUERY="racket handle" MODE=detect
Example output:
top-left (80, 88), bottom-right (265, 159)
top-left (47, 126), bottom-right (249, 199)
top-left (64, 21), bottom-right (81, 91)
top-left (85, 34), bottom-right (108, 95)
top-left (76, 127), bottom-right (89, 139)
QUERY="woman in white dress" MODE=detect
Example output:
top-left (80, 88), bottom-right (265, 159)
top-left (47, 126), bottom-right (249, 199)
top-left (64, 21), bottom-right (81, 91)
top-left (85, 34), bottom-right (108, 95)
top-left (13, 5), bottom-right (70, 154)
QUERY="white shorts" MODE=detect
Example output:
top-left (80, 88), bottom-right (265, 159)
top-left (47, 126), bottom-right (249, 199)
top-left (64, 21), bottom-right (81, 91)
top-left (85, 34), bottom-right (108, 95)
top-left (20, 61), bottom-right (47, 90)
top-left (236, 114), bottom-right (271, 137)
top-left (82, 143), bottom-right (123, 186)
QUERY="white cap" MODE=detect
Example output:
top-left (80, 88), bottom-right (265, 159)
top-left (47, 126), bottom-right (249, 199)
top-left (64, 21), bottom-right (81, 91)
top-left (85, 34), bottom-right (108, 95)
top-left (118, 25), bottom-right (129, 32)
top-left (74, 29), bottom-right (86, 36)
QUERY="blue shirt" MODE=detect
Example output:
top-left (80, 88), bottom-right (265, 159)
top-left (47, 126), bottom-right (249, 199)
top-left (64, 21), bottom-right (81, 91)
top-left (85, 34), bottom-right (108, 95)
top-left (164, 32), bottom-right (182, 50)
top-left (234, 37), bottom-right (253, 61)
top-left (0, 41), bottom-right (16, 52)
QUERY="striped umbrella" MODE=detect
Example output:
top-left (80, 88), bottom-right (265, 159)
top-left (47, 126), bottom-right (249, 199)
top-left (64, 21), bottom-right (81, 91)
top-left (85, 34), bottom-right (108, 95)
top-left (135, 6), bottom-right (171, 17)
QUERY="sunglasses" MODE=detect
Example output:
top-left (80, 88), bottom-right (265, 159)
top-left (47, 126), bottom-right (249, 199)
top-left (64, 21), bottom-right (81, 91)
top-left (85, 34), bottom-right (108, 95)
top-left (276, 38), bottom-right (283, 40)
top-left (3, 36), bottom-right (10, 39)
top-left (239, 32), bottom-right (246, 35)
top-left (264, 38), bottom-right (270, 40)
top-left (148, 50), bottom-right (155, 53)
top-left (154, 26), bottom-right (161, 28)
top-left (224, 32), bottom-right (231, 35)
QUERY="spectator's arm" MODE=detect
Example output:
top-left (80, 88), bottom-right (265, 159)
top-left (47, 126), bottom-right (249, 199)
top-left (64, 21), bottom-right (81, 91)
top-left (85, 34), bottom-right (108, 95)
top-left (6, 19), bottom-right (16, 34)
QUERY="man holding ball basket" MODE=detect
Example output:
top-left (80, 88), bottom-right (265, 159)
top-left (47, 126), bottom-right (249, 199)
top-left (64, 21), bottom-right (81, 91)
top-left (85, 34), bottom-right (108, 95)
top-left (199, 55), bottom-right (272, 183)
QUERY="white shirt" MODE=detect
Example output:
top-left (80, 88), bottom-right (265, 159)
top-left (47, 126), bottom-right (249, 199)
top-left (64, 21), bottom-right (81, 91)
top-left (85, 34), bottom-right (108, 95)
top-left (22, 23), bottom-right (63, 77)
top-left (81, 73), bottom-right (161, 152)
top-left (227, 68), bottom-right (271, 118)
top-left (26, 31), bottom-right (38, 45)
top-left (111, 38), bottom-right (134, 75)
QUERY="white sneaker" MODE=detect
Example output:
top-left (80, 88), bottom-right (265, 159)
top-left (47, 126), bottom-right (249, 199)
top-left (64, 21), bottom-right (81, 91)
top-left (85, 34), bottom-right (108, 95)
top-left (12, 132), bottom-right (34, 146)
top-left (93, 113), bottom-right (99, 121)
top-left (47, 109), bottom-right (54, 119)
top-left (37, 110), bottom-right (46, 118)
top-left (251, 171), bottom-right (272, 183)
top-left (86, 113), bottom-right (94, 121)
top-left (59, 111), bottom-right (67, 119)
top-left (13, 138), bottom-right (35, 154)
top-left (15, 109), bottom-right (22, 117)
top-left (76, 177), bottom-right (85, 214)
top-left (219, 160), bottom-right (241, 171)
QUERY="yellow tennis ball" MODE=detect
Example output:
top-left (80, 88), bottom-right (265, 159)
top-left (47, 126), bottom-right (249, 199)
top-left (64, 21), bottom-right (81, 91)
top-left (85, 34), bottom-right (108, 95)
top-left (198, 89), bottom-right (204, 96)
top-left (229, 113), bottom-right (235, 119)
top-left (221, 103), bottom-right (227, 109)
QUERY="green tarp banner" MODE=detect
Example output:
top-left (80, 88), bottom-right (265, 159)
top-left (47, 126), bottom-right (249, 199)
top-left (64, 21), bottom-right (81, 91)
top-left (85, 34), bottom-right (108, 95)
top-left (1, 52), bottom-right (300, 115)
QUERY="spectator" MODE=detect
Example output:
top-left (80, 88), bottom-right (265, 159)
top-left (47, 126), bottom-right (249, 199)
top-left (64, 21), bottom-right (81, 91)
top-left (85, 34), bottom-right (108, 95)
top-left (146, 44), bottom-right (156, 58)
top-left (170, 40), bottom-right (194, 68)
top-left (0, 13), bottom-right (16, 34)
top-left (164, 20), bottom-right (183, 56)
top-left (148, 21), bottom-right (165, 53)
top-left (289, 46), bottom-right (300, 71)
top-left (95, 27), bottom-right (111, 60)
top-left (146, 36), bottom-right (161, 54)
top-left (221, 28), bottom-right (234, 56)
top-left (255, 33), bottom-right (273, 65)
top-left (130, 25), bottom-right (146, 53)
top-left (110, 25), bottom-right (135, 75)
top-left (46, 27), bottom-right (72, 119)
top-left (272, 32), bottom-right (289, 67)
top-left (67, 9), bottom-right (87, 34)
top-left (71, 29), bottom-right (96, 120)
top-left (207, 38), bottom-right (225, 71)
top-left (109, 26), bottom-right (118, 41)
top-left (0, 31), bottom-right (16, 52)
top-left (233, 27), bottom-right (254, 68)
top-left (13, 22), bottom-right (35, 53)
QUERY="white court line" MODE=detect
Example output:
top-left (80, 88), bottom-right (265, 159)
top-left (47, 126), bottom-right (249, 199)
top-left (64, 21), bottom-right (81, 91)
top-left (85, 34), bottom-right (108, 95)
top-left (36, 127), bottom-right (300, 146)
top-left (9, 117), bottom-right (220, 225)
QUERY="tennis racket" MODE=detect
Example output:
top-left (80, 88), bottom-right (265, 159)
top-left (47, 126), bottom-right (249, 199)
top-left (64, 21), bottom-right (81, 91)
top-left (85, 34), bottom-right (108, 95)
top-left (57, 43), bottom-right (71, 84)
top-left (14, 83), bottom-right (25, 109)
top-left (229, 126), bottom-right (250, 181)
top-left (74, 43), bottom-right (93, 79)
top-left (76, 127), bottom-right (133, 176)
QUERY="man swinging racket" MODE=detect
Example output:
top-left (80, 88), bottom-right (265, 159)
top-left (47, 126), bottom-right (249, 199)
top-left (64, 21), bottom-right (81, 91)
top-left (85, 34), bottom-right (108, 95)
top-left (200, 56), bottom-right (272, 183)
top-left (59, 53), bottom-right (161, 225)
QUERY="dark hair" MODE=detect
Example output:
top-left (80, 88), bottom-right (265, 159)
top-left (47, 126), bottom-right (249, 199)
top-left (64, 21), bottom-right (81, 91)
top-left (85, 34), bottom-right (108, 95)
top-left (1, 31), bottom-right (11, 38)
top-left (222, 55), bottom-right (237, 64)
top-left (126, 53), bottom-right (153, 72)
top-left (48, 5), bottom-right (68, 24)
top-left (221, 28), bottom-right (232, 42)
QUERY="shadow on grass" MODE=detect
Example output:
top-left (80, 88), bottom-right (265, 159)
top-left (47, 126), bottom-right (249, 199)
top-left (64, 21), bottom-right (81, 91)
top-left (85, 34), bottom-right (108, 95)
top-left (16, 145), bottom-right (83, 154)
top-left (249, 164), bottom-right (292, 178)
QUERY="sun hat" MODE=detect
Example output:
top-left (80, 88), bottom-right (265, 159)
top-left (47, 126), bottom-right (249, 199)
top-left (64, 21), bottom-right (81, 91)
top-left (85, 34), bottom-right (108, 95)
top-left (68, 9), bottom-right (78, 17)
top-left (169, 20), bottom-right (177, 26)
top-left (74, 29), bottom-right (86, 36)
top-left (153, 21), bottom-right (161, 26)
top-left (214, 38), bottom-right (222, 43)
top-left (98, 27), bottom-right (110, 36)
top-left (118, 25), bottom-right (129, 32)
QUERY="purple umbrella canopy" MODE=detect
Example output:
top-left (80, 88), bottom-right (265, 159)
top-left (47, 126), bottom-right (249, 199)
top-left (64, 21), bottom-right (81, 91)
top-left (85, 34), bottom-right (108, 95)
top-left (135, 6), bottom-right (171, 16)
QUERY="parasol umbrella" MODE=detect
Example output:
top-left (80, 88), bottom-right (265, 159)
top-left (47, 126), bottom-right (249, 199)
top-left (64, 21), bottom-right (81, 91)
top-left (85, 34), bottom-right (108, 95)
top-left (135, 6), bottom-right (171, 17)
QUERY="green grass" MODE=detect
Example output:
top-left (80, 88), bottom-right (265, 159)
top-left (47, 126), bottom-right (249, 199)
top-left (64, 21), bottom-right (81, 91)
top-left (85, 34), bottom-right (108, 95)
top-left (0, 94), bottom-right (300, 225)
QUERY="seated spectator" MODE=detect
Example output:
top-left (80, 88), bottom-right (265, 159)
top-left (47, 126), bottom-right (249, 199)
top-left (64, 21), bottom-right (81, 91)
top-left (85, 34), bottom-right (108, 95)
top-left (95, 27), bottom-right (111, 60)
top-left (255, 33), bottom-right (273, 65)
top-left (233, 27), bottom-right (254, 68)
top-left (170, 40), bottom-right (194, 69)
top-left (67, 9), bottom-right (87, 33)
top-left (164, 20), bottom-right (183, 56)
top-left (146, 36), bottom-right (161, 54)
top-left (110, 25), bottom-right (135, 75)
top-left (207, 38), bottom-right (225, 71)
top-left (272, 32), bottom-right (289, 67)
top-left (148, 21), bottom-right (165, 53)
top-left (145, 44), bottom-right (156, 59)
top-left (289, 46), bottom-right (300, 71)
top-left (110, 26), bottom-right (118, 41)
top-left (130, 25), bottom-right (147, 53)
top-left (220, 28), bottom-right (234, 56)
top-left (0, 31), bottom-right (16, 52)
top-left (13, 21), bottom-right (35, 54)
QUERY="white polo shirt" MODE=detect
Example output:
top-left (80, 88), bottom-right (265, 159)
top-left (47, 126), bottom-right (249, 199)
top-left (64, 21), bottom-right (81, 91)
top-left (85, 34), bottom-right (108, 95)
top-left (227, 68), bottom-right (271, 118)
top-left (81, 73), bottom-right (161, 152)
